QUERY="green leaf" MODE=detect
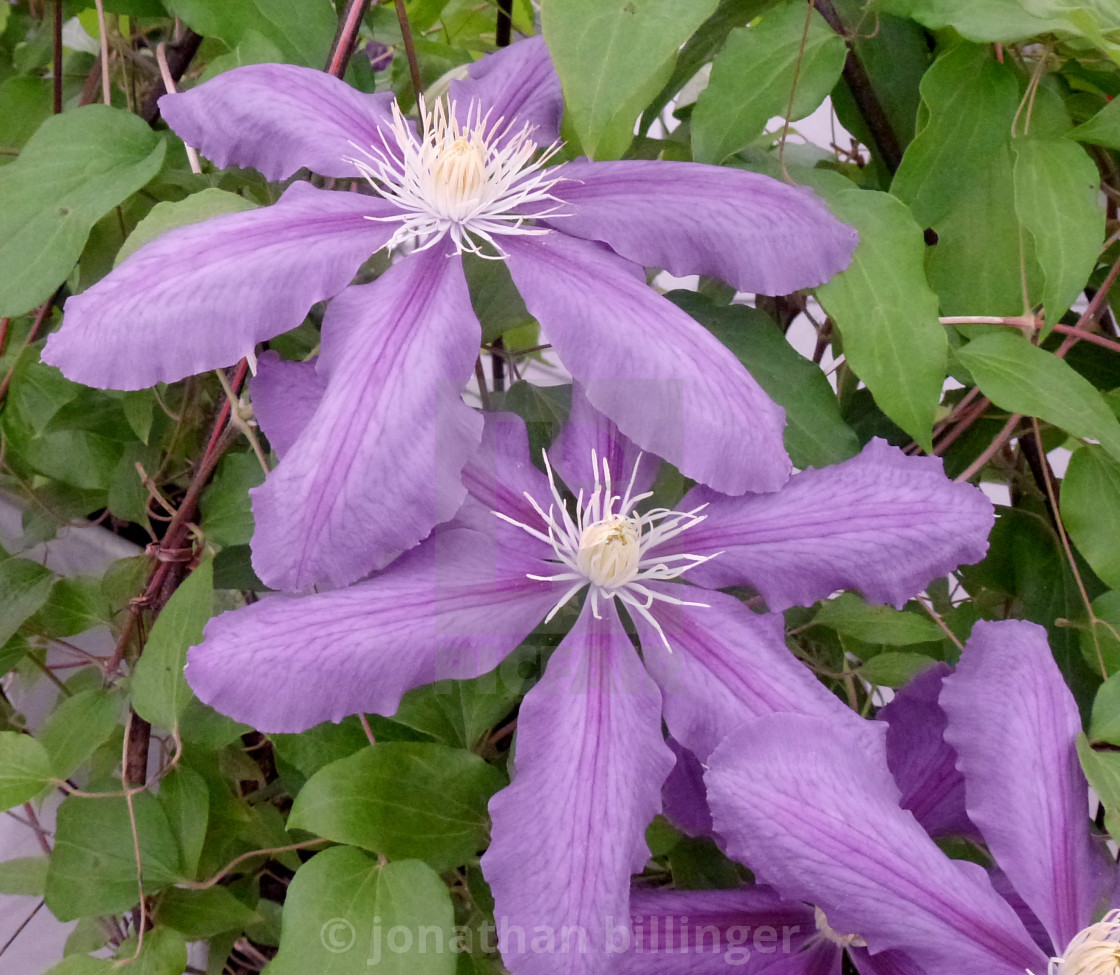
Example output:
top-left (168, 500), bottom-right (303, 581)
top-left (1012, 138), bottom-right (1103, 331)
top-left (463, 253), bottom-right (533, 344)
top-left (813, 184), bottom-right (947, 450)
top-left (159, 765), bottom-right (210, 879)
top-left (876, 0), bottom-right (1066, 42)
top-left (0, 731), bottom-right (52, 811)
top-left (158, 886), bottom-right (260, 939)
top-left (114, 927), bottom-right (189, 975)
top-left (0, 556), bottom-right (56, 646)
top-left (0, 104), bottom-right (165, 316)
top-left (542, 0), bottom-right (719, 159)
top-left (1077, 734), bottom-right (1120, 839)
top-left (32, 576), bottom-right (112, 638)
top-left (267, 848), bottom-right (457, 975)
top-left (891, 43), bottom-right (1027, 316)
top-left (164, 0), bottom-right (336, 68)
top-left (1083, 590), bottom-right (1120, 676)
top-left (0, 77), bottom-right (52, 166)
top-left (200, 453), bottom-right (266, 548)
top-left (131, 558), bottom-right (214, 729)
top-left (115, 188), bottom-right (258, 267)
top-left (46, 792), bottom-right (184, 920)
top-left (1062, 445), bottom-right (1120, 591)
top-left (0, 855), bottom-right (48, 896)
top-left (392, 666), bottom-right (529, 751)
top-left (956, 332), bottom-right (1120, 461)
top-left (1090, 670), bottom-right (1120, 745)
top-left (289, 743), bottom-right (506, 871)
top-left (41, 958), bottom-right (114, 975)
top-left (814, 592), bottom-right (945, 645)
top-left (666, 291), bottom-right (859, 467)
top-left (38, 687), bottom-right (123, 778)
top-left (859, 651), bottom-right (939, 688)
top-left (1070, 97), bottom-right (1120, 150)
top-left (692, 1), bottom-right (846, 163)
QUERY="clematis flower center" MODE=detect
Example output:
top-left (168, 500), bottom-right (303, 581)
top-left (495, 450), bottom-right (720, 650)
top-left (577, 517), bottom-right (642, 588)
top-left (345, 96), bottom-right (567, 258)
top-left (1049, 912), bottom-right (1120, 975)
top-left (813, 907), bottom-right (867, 950)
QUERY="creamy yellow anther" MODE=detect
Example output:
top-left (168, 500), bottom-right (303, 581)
top-left (1050, 913), bottom-right (1120, 975)
top-left (577, 517), bottom-right (641, 589)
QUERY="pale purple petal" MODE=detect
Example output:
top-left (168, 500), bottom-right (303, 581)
top-left (618, 887), bottom-right (829, 975)
top-left (159, 63), bottom-right (397, 180)
top-left (661, 739), bottom-right (713, 838)
top-left (250, 352), bottom-right (325, 457)
top-left (989, 867), bottom-right (1052, 955)
top-left (483, 600), bottom-right (674, 975)
top-left (634, 588), bottom-right (854, 760)
top-left (43, 183), bottom-right (394, 390)
top-left (547, 161), bottom-right (858, 294)
top-left (449, 36), bottom-right (563, 146)
top-left (250, 247), bottom-right (482, 591)
top-left (878, 663), bottom-right (976, 839)
top-left (552, 385), bottom-right (659, 498)
top-left (940, 619), bottom-right (1119, 952)
top-left (504, 232), bottom-right (789, 495)
top-left (848, 947), bottom-right (928, 975)
top-left (452, 411), bottom-right (554, 547)
top-left (706, 715), bottom-right (1049, 975)
top-left (669, 439), bottom-right (994, 610)
top-left (186, 528), bottom-right (560, 732)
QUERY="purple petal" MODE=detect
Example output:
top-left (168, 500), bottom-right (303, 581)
top-left (940, 619), bottom-right (1120, 952)
top-left (661, 739), bottom-right (713, 838)
top-left (634, 588), bottom-right (854, 760)
top-left (449, 36), bottom-right (563, 146)
top-left (668, 439), bottom-right (994, 610)
top-left (250, 352), bottom-right (325, 457)
top-left (159, 63), bottom-right (397, 181)
top-left (453, 411), bottom-right (554, 546)
top-left (848, 947), bottom-right (929, 975)
top-left (186, 528), bottom-right (559, 732)
top-left (504, 232), bottom-right (789, 494)
top-left (618, 887), bottom-right (829, 975)
top-left (547, 161), bottom-right (858, 295)
top-left (878, 663), bottom-right (976, 839)
top-left (705, 715), bottom-right (1049, 975)
top-left (482, 600), bottom-right (674, 975)
top-left (249, 247), bottom-right (482, 591)
top-left (43, 183), bottom-right (394, 390)
top-left (552, 385), bottom-right (659, 499)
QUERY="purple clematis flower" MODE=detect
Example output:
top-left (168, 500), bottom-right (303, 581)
top-left (185, 389), bottom-right (992, 975)
top-left (40, 36), bottom-right (859, 593)
top-left (705, 620), bottom-right (1120, 975)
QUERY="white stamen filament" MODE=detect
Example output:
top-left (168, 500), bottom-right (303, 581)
top-left (494, 449), bottom-right (720, 651)
top-left (1047, 912), bottom-right (1120, 975)
top-left (344, 97), bottom-right (569, 258)
top-left (813, 907), bottom-right (867, 950)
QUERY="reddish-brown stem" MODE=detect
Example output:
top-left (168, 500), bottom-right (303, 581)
top-left (52, 0), bottom-right (63, 113)
top-left (955, 412), bottom-right (1021, 482)
top-left (933, 395), bottom-right (991, 456)
top-left (0, 295), bottom-right (59, 406)
top-left (496, 0), bottom-right (514, 47)
top-left (393, 0), bottom-right (424, 103)
top-left (1057, 254), bottom-right (1120, 357)
top-left (325, 0), bottom-right (371, 78)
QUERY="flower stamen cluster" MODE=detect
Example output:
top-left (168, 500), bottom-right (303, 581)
top-left (495, 450), bottom-right (720, 650)
top-left (1048, 911), bottom-right (1120, 975)
top-left (345, 96), bottom-right (568, 258)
